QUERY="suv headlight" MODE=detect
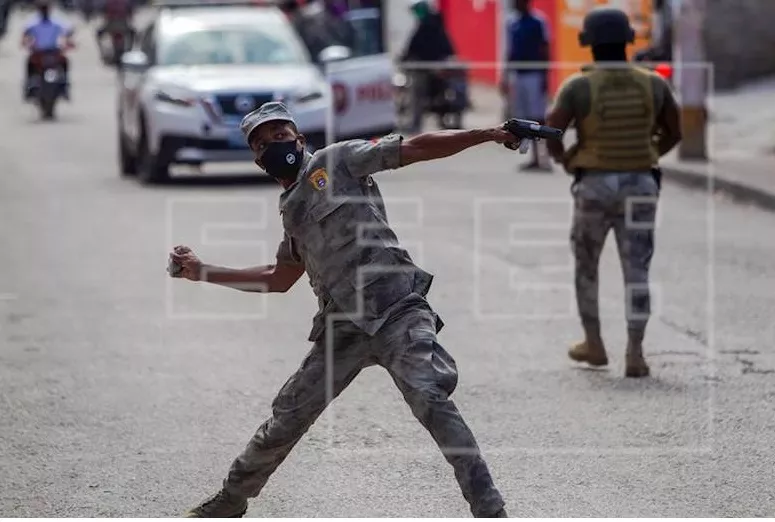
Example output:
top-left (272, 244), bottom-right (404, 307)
top-left (293, 89), bottom-right (323, 104)
top-left (154, 86), bottom-right (197, 107)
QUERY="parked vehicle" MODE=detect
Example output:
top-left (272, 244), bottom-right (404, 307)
top-left (117, 0), bottom-right (396, 183)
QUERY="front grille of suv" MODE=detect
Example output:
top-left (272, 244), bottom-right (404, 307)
top-left (215, 93), bottom-right (274, 117)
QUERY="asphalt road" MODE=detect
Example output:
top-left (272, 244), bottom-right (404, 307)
top-left (1, 10), bottom-right (775, 518)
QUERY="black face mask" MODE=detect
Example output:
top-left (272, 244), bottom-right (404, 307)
top-left (260, 139), bottom-right (304, 181)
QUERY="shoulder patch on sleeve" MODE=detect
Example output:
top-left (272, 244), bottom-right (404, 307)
top-left (308, 168), bottom-right (329, 191)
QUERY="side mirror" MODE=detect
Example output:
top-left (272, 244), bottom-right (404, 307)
top-left (318, 45), bottom-right (352, 63)
top-left (121, 50), bottom-right (149, 71)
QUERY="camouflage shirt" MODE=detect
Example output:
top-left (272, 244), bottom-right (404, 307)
top-left (275, 135), bottom-right (435, 341)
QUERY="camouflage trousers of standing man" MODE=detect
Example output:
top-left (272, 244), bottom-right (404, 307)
top-left (568, 171), bottom-right (659, 377)
top-left (187, 293), bottom-right (506, 518)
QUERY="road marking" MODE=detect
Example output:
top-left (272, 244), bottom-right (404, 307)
top-left (0, 293), bottom-right (17, 301)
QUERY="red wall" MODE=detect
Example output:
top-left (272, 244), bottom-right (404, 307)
top-left (440, 0), bottom-right (558, 91)
top-left (440, 0), bottom-right (500, 84)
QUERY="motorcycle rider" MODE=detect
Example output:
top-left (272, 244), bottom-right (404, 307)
top-left (280, 0), bottom-right (354, 63)
top-left (21, 0), bottom-right (74, 100)
top-left (95, 0), bottom-right (135, 55)
top-left (400, 0), bottom-right (457, 133)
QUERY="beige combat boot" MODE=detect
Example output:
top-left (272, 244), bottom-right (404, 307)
top-left (184, 489), bottom-right (248, 518)
top-left (568, 321), bottom-right (609, 367)
top-left (568, 339), bottom-right (609, 367)
top-left (625, 340), bottom-right (650, 378)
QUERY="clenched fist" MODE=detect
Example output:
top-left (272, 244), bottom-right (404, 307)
top-left (168, 245), bottom-right (204, 281)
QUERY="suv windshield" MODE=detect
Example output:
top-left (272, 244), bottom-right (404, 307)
top-left (159, 26), bottom-right (309, 66)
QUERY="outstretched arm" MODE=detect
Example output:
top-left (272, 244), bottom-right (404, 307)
top-left (339, 128), bottom-right (522, 178)
top-left (399, 127), bottom-right (520, 166)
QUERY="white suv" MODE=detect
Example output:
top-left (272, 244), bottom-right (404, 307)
top-left (117, 0), bottom-right (396, 183)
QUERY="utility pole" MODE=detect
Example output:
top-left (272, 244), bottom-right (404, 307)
top-left (672, 0), bottom-right (708, 160)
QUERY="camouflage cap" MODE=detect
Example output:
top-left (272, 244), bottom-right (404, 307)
top-left (239, 101), bottom-right (297, 144)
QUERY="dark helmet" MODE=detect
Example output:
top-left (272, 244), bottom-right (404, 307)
top-left (578, 6), bottom-right (635, 47)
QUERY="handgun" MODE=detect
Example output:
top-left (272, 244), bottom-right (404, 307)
top-left (503, 118), bottom-right (564, 150)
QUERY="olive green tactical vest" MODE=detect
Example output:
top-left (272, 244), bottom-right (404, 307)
top-left (568, 65), bottom-right (660, 171)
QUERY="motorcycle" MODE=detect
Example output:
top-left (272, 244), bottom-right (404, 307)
top-left (393, 65), bottom-right (469, 131)
top-left (429, 67), bottom-right (469, 129)
top-left (28, 49), bottom-right (68, 120)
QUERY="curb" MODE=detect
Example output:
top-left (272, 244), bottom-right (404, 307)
top-left (663, 166), bottom-right (775, 213)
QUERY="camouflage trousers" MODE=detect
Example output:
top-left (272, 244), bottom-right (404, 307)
top-left (570, 172), bottom-right (659, 335)
top-left (222, 293), bottom-right (505, 517)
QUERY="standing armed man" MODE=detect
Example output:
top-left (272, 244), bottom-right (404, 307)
top-left (170, 102), bottom-right (528, 517)
top-left (543, 7), bottom-right (682, 377)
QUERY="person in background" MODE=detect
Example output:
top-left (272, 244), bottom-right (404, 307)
top-left (281, 0), bottom-right (355, 62)
top-left (544, 6), bottom-right (682, 378)
top-left (635, 0), bottom-right (672, 62)
top-left (400, 0), bottom-right (456, 133)
top-left (95, 0), bottom-right (135, 53)
top-left (322, 0), bottom-right (347, 18)
top-left (500, 0), bottom-right (551, 171)
top-left (279, 0), bottom-right (305, 33)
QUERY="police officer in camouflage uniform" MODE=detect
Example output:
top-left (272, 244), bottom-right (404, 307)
top-left (169, 102), bottom-right (528, 517)
top-left (544, 7), bottom-right (682, 377)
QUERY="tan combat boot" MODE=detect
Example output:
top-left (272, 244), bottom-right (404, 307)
top-left (184, 489), bottom-right (248, 518)
top-left (568, 338), bottom-right (609, 367)
top-left (625, 341), bottom-right (650, 378)
top-left (624, 329), bottom-right (650, 377)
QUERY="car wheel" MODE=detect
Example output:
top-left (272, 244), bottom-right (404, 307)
top-left (137, 128), bottom-right (170, 184)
